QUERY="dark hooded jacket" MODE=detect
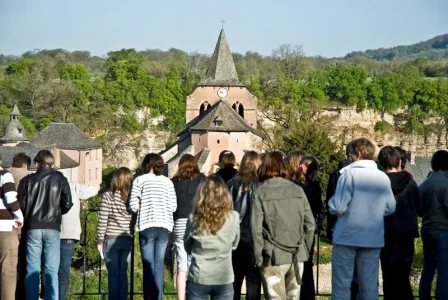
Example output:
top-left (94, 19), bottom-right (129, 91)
top-left (326, 159), bottom-right (351, 242)
top-left (216, 166), bottom-right (238, 184)
top-left (385, 171), bottom-right (420, 238)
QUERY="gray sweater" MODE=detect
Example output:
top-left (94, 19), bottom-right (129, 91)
top-left (184, 211), bottom-right (240, 285)
top-left (420, 172), bottom-right (448, 234)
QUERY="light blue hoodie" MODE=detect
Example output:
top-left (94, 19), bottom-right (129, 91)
top-left (329, 160), bottom-right (396, 248)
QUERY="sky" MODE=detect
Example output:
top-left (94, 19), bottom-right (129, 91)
top-left (0, 0), bottom-right (447, 58)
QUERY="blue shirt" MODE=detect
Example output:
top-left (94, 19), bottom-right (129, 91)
top-left (329, 160), bottom-right (396, 247)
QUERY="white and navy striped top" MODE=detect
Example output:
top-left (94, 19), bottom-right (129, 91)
top-left (128, 173), bottom-right (177, 232)
top-left (97, 191), bottom-right (134, 243)
top-left (0, 168), bottom-right (24, 231)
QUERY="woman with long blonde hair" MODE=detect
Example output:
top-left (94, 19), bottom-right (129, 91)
top-left (227, 151), bottom-right (262, 300)
top-left (97, 167), bottom-right (135, 300)
top-left (184, 175), bottom-right (240, 300)
top-left (172, 154), bottom-right (206, 300)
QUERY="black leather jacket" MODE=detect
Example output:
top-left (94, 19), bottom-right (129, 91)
top-left (18, 168), bottom-right (73, 231)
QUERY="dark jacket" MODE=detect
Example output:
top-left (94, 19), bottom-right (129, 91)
top-left (18, 168), bottom-right (73, 231)
top-left (419, 172), bottom-right (448, 234)
top-left (385, 172), bottom-right (420, 238)
top-left (216, 167), bottom-right (237, 184)
top-left (227, 176), bottom-right (259, 245)
top-left (297, 177), bottom-right (323, 218)
top-left (326, 159), bottom-right (351, 242)
top-left (251, 177), bottom-right (315, 266)
top-left (172, 174), bottom-right (206, 220)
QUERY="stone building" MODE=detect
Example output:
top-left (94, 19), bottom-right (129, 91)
top-left (0, 105), bottom-right (102, 188)
top-left (161, 29), bottom-right (264, 177)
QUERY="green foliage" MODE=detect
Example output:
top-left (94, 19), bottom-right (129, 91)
top-left (5, 58), bottom-right (35, 75)
top-left (325, 64), bottom-right (367, 109)
top-left (121, 114), bottom-right (143, 134)
top-left (38, 118), bottom-right (52, 130)
top-left (280, 121), bottom-right (345, 193)
top-left (20, 116), bottom-right (37, 138)
top-left (374, 120), bottom-right (395, 133)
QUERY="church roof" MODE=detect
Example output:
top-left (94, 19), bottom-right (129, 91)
top-left (0, 142), bottom-right (79, 170)
top-left (0, 106), bottom-right (28, 143)
top-left (31, 123), bottom-right (102, 150)
top-left (199, 30), bottom-right (243, 87)
top-left (178, 100), bottom-right (264, 138)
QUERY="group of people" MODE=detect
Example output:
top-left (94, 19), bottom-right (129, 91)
top-left (1, 137), bottom-right (447, 300)
top-left (0, 150), bottom-right (98, 300)
top-left (95, 137), bottom-right (447, 300)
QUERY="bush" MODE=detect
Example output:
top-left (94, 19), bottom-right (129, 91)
top-left (374, 120), bottom-right (395, 133)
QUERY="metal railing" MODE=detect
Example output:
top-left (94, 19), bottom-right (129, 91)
top-left (70, 210), bottom-right (428, 298)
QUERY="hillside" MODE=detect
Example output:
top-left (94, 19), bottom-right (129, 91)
top-left (345, 33), bottom-right (448, 61)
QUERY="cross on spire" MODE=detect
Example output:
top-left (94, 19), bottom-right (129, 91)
top-left (221, 19), bottom-right (225, 29)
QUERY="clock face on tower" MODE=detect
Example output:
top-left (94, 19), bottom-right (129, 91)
top-left (217, 88), bottom-right (228, 98)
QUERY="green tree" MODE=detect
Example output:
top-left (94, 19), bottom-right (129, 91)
top-left (325, 63), bottom-right (368, 109)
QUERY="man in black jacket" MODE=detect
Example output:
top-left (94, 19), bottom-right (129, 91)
top-left (18, 150), bottom-right (73, 300)
top-left (378, 146), bottom-right (420, 300)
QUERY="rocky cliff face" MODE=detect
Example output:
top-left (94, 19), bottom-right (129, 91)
top-left (321, 106), bottom-right (446, 156)
top-left (103, 129), bottom-right (169, 170)
top-left (103, 106), bottom-right (445, 170)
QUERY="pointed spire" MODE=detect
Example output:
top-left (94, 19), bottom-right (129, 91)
top-left (11, 104), bottom-right (21, 116)
top-left (201, 30), bottom-right (242, 86)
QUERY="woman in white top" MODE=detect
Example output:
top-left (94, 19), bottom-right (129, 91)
top-left (129, 153), bottom-right (177, 300)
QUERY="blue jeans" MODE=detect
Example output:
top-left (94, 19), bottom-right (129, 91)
top-left (187, 281), bottom-right (234, 300)
top-left (25, 229), bottom-right (61, 300)
top-left (139, 227), bottom-right (169, 300)
top-left (104, 237), bottom-right (133, 300)
top-left (59, 239), bottom-right (75, 300)
top-left (419, 231), bottom-right (448, 300)
top-left (332, 245), bottom-right (381, 300)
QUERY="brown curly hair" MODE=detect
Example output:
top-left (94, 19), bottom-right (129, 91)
top-left (192, 174), bottom-right (233, 235)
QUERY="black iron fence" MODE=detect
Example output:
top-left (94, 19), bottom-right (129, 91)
top-left (70, 210), bottom-right (429, 299)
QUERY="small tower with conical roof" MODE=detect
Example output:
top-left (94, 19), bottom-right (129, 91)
top-left (0, 105), bottom-right (29, 146)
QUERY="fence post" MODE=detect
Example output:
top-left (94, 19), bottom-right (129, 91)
top-left (130, 234), bottom-right (135, 300)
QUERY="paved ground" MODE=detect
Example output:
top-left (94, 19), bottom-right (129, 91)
top-left (241, 264), bottom-right (386, 295)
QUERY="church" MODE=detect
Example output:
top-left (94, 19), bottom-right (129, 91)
top-left (161, 29), bottom-right (264, 177)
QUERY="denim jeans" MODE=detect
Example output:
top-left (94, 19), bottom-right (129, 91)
top-left (332, 245), bottom-right (381, 300)
top-left (187, 281), bottom-right (234, 300)
top-left (59, 239), bottom-right (75, 300)
top-left (139, 227), bottom-right (169, 300)
top-left (104, 237), bottom-right (133, 300)
top-left (419, 231), bottom-right (448, 300)
top-left (25, 229), bottom-right (60, 300)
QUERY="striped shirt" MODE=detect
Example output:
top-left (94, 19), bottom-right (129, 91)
top-left (97, 191), bottom-right (135, 243)
top-left (129, 173), bottom-right (177, 232)
top-left (0, 168), bottom-right (24, 231)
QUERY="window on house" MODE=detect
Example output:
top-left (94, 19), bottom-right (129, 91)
top-left (96, 168), bottom-right (99, 180)
top-left (217, 140), bottom-right (220, 144)
top-left (89, 169), bottom-right (92, 181)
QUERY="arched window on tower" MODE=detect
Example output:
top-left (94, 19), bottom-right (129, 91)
top-left (199, 101), bottom-right (211, 116)
top-left (232, 101), bottom-right (244, 118)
